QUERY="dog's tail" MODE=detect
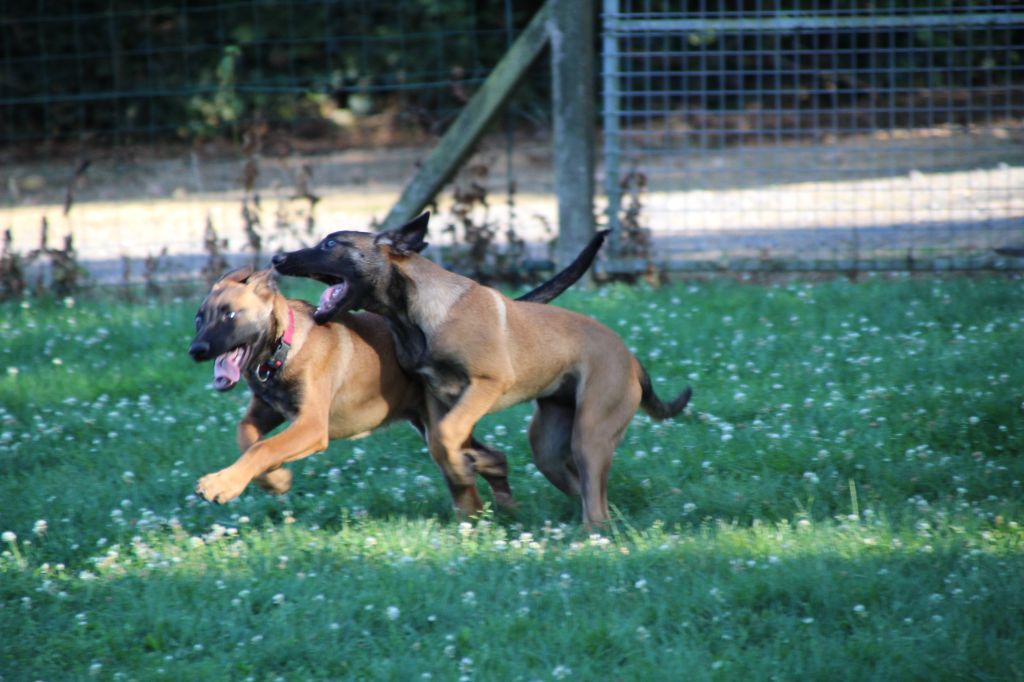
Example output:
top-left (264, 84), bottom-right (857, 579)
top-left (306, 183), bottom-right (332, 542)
top-left (515, 230), bottom-right (609, 304)
top-left (637, 362), bottom-right (692, 421)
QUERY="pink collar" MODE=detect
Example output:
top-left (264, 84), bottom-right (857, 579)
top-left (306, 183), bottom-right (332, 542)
top-left (281, 307), bottom-right (295, 345)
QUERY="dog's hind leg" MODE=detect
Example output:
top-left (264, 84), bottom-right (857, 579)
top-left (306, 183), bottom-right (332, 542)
top-left (528, 399), bottom-right (580, 497)
top-left (572, 383), bottom-right (641, 528)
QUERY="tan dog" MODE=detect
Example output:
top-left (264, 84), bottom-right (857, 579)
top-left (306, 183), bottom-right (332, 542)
top-left (186, 233), bottom-right (606, 505)
top-left (272, 214), bottom-right (691, 526)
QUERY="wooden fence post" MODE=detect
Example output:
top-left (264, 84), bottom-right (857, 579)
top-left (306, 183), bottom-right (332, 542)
top-left (549, 0), bottom-right (596, 270)
top-left (380, 2), bottom-right (553, 231)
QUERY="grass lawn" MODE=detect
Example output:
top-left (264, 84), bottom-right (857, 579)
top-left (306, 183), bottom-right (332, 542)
top-left (1, 274), bottom-right (1022, 680)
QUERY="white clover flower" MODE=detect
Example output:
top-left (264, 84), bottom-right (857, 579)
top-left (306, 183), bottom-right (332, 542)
top-left (386, 606), bottom-right (401, 620)
top-left (2, 531), bottom-right (16, 543)
top-left (552, 664), bottom-right (572, 679)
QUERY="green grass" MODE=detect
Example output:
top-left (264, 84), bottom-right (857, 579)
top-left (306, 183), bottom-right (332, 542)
top-left (1, 275), bottom-right (1023, 681)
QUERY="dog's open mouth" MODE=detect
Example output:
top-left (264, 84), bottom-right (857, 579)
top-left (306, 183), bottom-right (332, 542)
top-left (314, 280), bottom-right (348, 323)
top-left (213, 345), bottom-right (249, 391)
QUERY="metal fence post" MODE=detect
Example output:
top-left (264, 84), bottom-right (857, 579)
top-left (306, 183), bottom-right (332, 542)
top-left (550, 0), bottom-right (596, 270)
top-left (601, 0), bottom-right (622, 249)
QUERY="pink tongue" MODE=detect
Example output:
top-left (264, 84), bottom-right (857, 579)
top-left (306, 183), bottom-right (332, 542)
top-left (213, 347), bottom-right (244, 390)
top-left (317, 283), bottom-right (347, 315)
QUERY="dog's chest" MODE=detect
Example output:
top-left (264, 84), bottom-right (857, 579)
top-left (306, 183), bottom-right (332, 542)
top-left (387, 319), bottom-right (469, 407)
top-left (248, 375), bottom-right (301, 420)
top-left (417, 359), bottom-right (470, 406)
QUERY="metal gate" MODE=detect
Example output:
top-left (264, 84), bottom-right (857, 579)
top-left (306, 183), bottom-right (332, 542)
top-left (601, 2), bottom-right (1024, 271)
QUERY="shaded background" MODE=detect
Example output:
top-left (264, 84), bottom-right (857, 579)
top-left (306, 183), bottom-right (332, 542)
top-left (1, 0), bottom-right (1022, 287)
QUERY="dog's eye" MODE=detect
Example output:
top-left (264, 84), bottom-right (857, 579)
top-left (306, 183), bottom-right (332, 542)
top-left (323, 239), bottom-right (337, 250)
top-left (194, 315), bottom-right (202, 330)
top-left (223, 311), bottom-right (237, 321)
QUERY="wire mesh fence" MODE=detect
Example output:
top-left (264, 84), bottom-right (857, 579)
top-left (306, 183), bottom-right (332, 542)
top-left (0, 0), bottom-right (551, 290)
top-left (4, 1), bottom-right (1024, 292)
top-left (0, 0), bottom-right (543, 148)
top-left (601, 1), bottom-right (1024, 272)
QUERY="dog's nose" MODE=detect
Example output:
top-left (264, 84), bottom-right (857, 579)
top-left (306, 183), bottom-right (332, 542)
top-left (188, 340), bottom-right (211, 361)
top-left (271, 253), bottom-right (287, 268)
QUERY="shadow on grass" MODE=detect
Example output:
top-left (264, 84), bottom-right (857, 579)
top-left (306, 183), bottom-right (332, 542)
top-left (4, 522), bottom-right (1021, 681)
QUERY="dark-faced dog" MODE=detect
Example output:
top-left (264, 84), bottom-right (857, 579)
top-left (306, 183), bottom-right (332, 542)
top-left (273, 214), bottom-right (691, 527)
top-left (187, 232), bottom-right (606, 505)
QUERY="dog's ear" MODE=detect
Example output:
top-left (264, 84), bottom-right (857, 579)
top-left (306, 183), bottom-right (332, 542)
top-left (374, 212), bottom-right (430, 255)
top-left (213, 266), bottom-right (255, 289)
top-left (246, 269), bottom-right (278, 299)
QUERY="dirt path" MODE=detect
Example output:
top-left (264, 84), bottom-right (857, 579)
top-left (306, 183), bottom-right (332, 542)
top-left (2, 129), bottom-right (1021, 280)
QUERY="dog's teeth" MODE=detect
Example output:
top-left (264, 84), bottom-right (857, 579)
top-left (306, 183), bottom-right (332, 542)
top-left (317, 283), bottom-right (346, 313)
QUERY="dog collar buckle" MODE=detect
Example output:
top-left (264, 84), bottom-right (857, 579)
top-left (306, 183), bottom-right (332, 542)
top-left (255, 362), bottom-right (273, 383)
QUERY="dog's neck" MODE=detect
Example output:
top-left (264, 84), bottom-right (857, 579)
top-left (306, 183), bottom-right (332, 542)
top-left (363, 256), bottom-right (470, 374)
top-left (383, 255), bottom-right (471, 336)
top-left (244, 294), bottom-right (297, 376)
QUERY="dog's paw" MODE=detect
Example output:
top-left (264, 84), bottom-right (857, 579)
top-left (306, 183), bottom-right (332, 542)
top-left (255, 468), bottom-right (293, 495)
top-left (492, 492), bottom-right (519, 511)
top-left (195, 469), bottom-right (248, 504)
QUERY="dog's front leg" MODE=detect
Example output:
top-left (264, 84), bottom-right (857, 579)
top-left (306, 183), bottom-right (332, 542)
top-left (465, 438), bottom-right (516, 510)
top-left (235, 397), bottom-right (284, 452)
top-left (196, 398), bottom-right (330, 504)
top-left (231, 398), bottom-right (294, 495)
top-left (426, 378), bottom-right (505, 516)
